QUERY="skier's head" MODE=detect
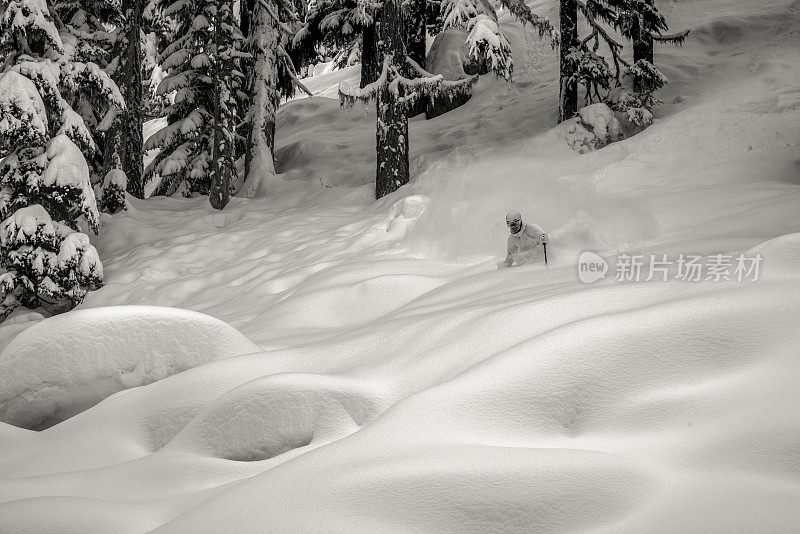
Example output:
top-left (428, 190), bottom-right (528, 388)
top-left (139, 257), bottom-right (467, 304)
top-left (506, 211), bottom-right (522, 234)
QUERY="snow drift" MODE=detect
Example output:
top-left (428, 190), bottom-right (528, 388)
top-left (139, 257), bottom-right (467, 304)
top-left (0, 0), bottom-right (799, 532)
top-left (0, 306), bottom-right (260, 429)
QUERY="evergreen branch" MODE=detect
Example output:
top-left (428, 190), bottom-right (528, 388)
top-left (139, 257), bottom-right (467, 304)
top-left (576, 1), bottom-right (624, 52)
top-left (277, 45), bottom-right (314, 96)
top-left (339, 56), bottom-right (390, 106)
top-left (651, 29), bottom-right (690, 45)
top-left (259, 0), bottom-right (297, 37)
top-left (496, 0), bottom-right (559, 48)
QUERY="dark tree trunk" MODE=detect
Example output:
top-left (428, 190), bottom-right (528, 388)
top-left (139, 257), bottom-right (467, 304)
top-left (558, 0), bottom-right (578, 123)
top-left (405, 0), bottom-right (426, 68)
top-left (375, 0), bottom-right (409, 199)
top-left (404, 0), bottom-right (427, 117)
top-left (633, 21), bottom-right (654, 93)
top-left (210, 0), bottom-right (235, 209)
top-left (103, 0), bottom-right (144, 198)
top-left (240, 0), bottom-right (254, 39)
top-left (361, 20), bottom-right (382, 88)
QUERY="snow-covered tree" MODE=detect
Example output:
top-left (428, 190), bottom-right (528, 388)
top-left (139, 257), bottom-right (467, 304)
top-left (50, 0), bottom-right (131, 190)
top-left (340, 0), bottom-right (477, 199)
top-left (239, 0), bottom-right (311, 198)
top-left (613, 0), bottom-right (688, 94)
top-left (209, 0), bottom-right (237, 209)
top-left (0, 0), bottom-right (115, 318)
top-left (102, 0), bottom-right (146, 199)
top-left (144, 0), bottom-right (245, 202)
top-left (0, 204), bottom-right (102, 318)
top-left (296, 0), bottom-right (379, 87)
top-left (558, 0), bottom-right (626, 122)
top-left (558, 0), bottom-right (687, 122)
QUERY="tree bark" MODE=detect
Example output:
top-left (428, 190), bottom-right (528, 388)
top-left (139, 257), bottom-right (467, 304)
top-left (405, 0), bottom-right (426, 69)
top-left (210, 0), bottom-right (235, 209)
top-left (375, 0), bottom-right (409, 199)
top-left (360, 20), bottom-right (382, 88)
top-left (241, 0), bottom-right (280, 197)
top-left (240, 0), bottom-right (254, 39)
top-left (103, 0), bottom-right (144, 197)
top-left (558, 0), bottom-right (578, 123)
top-left (404, 0), bottom-right (427, 117)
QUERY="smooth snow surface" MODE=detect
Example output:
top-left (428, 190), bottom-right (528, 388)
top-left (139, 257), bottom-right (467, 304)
top-left (0, 306), bottom-right (260, 430)
top-left (2, 0), bottom-right (800, 532)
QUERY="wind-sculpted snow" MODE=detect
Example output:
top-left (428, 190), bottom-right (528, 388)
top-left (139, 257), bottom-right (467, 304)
top-left (1, 0), bottom-right (799, 531)
top-left (0, 306), bottom-right (260, 430)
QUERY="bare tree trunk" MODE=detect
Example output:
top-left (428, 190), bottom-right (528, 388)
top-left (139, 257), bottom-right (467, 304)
top-left (558, 0), bottom-right (578, 123)
top-left (361, 21), bottom-right (382, 88)
top-left (210, 0), bottom-right (235, 209)
top-left (375, 0), bottom-right (409, 199)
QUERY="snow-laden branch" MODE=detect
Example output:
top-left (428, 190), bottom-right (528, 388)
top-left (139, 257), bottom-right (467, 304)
top-left (651, 29), bottom-right (690, 45)
top-left (258, 0), bottom-right (296, 37)
top-left (277, 45), bottom-right (314, 96)
top-left (496, 0), bottom-right (559, 48)
top-left (339, 55), bottom-right (478, 108)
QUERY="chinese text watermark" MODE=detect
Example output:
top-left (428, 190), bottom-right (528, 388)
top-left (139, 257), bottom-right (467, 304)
top-left (578, 252), bottom-right (762, 284)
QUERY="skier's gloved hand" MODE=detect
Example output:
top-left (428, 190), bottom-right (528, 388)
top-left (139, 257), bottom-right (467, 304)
top-left (539, 233), bottom-right (549, 244)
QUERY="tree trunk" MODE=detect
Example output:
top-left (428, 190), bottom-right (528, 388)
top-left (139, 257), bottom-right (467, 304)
top-left (240, 0), bottom-right (254, 39)
top-left (210, 0), bottom-right (235, 209)
top-left (375, 0), bottom-right (409, 199)
top-left (103, 0), bottom-right (144, 197)
top-left (633, 20), bottom-right (654, 93)
top-left (405, 0), bottom-right (426, 68)
top-left (360, 21), bottom-right (382, 88)
top-left (558, 0), bottom-right (578, 123)
top-left (404, 0), bottom-right (427, 117)
top-left (241, 0), bottom-right (280, 197)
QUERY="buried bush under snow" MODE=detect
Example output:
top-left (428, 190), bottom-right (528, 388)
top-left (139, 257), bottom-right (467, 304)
top-left (565, 103), bottom-right (623, 153)
top-left (0, 205), bottom-right (102, 319)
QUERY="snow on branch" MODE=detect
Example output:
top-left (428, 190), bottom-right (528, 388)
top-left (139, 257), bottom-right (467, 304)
top-left (496, 0), bottom-right (559, 47)
top-left (277, 45), bottom-right (314, 96)
top-left (258, 0), bottom-right (297, 37)
top-left (651, 29), bottom-right (691, 45)
top-left (339, 55), bottom-right (477, 108)
top-left (339, 56), bottom-right (389, 106)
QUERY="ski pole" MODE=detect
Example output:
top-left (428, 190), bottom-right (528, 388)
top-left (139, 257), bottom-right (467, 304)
top-left (543, 242), bottom-right (548, 265)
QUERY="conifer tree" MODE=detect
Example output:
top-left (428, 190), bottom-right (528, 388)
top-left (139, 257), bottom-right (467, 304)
top-left (0, 0), bottom-right (115, 318)
top-left (339, 0), bottom-right (477, 199)
top-left (209, 0), bottom-right (236, 208)
top-left (614, 0), bottom-right (688, 95)
top-left (103, 0), bottom-right (145, 199)
top-left (144, 0), bottom-right (245, 202)
top-left (239, 0), bottom-right (311, 197)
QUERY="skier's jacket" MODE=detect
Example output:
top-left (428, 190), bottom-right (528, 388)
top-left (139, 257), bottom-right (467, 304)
top-left (505, 221), bottom-right (546, 266)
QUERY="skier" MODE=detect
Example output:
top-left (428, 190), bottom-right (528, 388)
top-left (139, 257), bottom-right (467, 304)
top-left (500, 211), bottom-right (548, 268)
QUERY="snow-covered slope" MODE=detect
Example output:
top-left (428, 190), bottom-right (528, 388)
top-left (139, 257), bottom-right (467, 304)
top-left (1, 0), bottom-right (799, 532)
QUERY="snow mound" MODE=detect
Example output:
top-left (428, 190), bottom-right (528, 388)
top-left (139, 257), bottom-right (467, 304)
top-left (165, 373), bottom-right (388, 462)
top-left (566, 103), bottom-right (622, 153)
top-left (0, 306), bottom-right (260, 430)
